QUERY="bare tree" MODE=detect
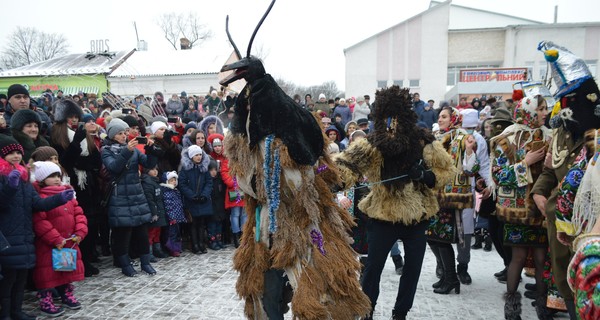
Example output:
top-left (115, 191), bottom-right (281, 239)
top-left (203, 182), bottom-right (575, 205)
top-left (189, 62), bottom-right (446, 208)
top-left (156, 12), bottom-right (212, 50)
top-left (0, 26), bottom-right (69, 70)
top-left (275, 78), bottom-right (344, 101)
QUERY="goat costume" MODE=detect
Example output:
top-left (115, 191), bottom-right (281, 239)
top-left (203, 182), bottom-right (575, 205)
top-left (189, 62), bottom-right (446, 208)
top-left (220, 1), bottom-right (370, 318)
top-left (335, 86), bottom-right (455, 317)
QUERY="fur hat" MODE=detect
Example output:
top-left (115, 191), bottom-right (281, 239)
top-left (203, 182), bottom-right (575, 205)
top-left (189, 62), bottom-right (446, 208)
top-left (161, 171), bottom-right (178, 183)
top-left (10, 109), bottom-right (41, 131)
top-left (187, 145), bottom-right (203, 159)
top-left (0, 135), bottom-right (24, 158)
top-left (150, 121), bottom-right (167, 134)
top-left (107, 118), bottom-right (129, 140)
top-left (122, 115), bottom-right (139, 128)
top-left (32, 161), bottom-right (61, 182)
top-left (53, 99), bottom-right (83, 123)
top-left (7, 84), bottom-right (29, 100)
top-left (30, 146), bottom-right (59, 162)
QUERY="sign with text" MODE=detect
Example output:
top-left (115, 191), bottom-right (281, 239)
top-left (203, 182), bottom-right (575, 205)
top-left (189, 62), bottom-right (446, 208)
top-left (459, 68), bottom-right (527, 82)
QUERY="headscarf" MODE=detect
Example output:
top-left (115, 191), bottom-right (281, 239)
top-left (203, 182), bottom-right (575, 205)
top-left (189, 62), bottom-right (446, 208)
top-left (513, 95), bottom-right (541, 129)
top-left (442, 107), bottom-right (463, 132)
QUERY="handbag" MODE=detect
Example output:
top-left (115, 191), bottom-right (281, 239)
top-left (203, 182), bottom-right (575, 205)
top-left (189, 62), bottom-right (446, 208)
top-left (100, 164), bottom-right (129, 208)
top-left (229, 190), bottom-right (244, 202)
top-left (52, 246), bottom-right (77, 272)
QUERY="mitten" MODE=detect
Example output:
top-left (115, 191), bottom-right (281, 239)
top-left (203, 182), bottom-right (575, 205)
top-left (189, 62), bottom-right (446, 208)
top-left (7, 170), bottom-right (20, 188)
top-left (73, 126), bottom-right (87, 143)
top-left (60, 189), bottom-right (75, 203)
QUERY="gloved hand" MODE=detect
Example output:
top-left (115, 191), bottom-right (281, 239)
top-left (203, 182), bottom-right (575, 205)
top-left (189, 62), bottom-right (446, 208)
top-left (423, 171), bottom-right (436, 189)
top-left (60, 189), bottom-right (75, 203)
top-left (8, 170), bottom-right (21, 188)
top-left (73, 125), bottom-right (87, 143)
top-left (198, 196), bottom-right (207, 203)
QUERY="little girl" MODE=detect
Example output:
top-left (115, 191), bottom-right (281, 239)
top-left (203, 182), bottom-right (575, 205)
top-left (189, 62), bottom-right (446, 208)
top-left (160, 171), bottom-right (187, 257)
top-left (31, 161), bottom-right (88, 317)
top-left (0, 136), bottom-right (73, 320)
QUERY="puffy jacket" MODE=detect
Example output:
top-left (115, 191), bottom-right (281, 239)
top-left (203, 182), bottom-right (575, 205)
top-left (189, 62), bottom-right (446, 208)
top-left (166, 98), bottom-right (184, 117)
top-left (220, 158), bottom-right (245, 209)
top-left (32, 184), bottom-right (87, 289)
top-left (101, 141), bottom-right (157, 227)
top-left (178, 147), bottom-right (213, 217)
top-left (141, 173), bottom-right (167, 228)
top-left (0, 159), bottom-right (64, 269)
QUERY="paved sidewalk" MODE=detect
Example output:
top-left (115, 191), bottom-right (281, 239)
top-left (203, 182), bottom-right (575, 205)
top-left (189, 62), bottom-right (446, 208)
top-left (22, 244), bottom-right (570, 319)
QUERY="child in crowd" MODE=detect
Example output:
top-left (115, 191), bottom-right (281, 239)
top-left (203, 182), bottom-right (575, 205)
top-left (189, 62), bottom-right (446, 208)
top-left (30, 146), bottom-right (70, 185)
top-left (178, 145), bottom-right (213, 254)
top-left (31, 161), bottom-right (88, 317)
top-left (208, 159), bottom-right (226, 250)
top-left (0, 135), bottom-right (74, 320)
top-left (160, 171), bottom-right (187, 257)
top-left (141, 165), bottom-right (168, 259)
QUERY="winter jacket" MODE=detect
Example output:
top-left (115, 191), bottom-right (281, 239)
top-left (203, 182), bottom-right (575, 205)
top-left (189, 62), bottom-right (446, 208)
top-left (220, 157), bottom-right (245, 209)
top-left (0, 159), bottom-right (65, 270)
top-left (101, 140), bottom-right (157, 228)
top-left (161, 184), bottom-right (187, 223)
top-left (418, 108), bottom-right (437, 130)
top-left (333, 105), bottom-right (352, 127)
top-left (413, 100), bottom-right (426, 117)
top-left (32, 184), bottom-right (87, 289)
top-left (204, 97), bottom-right (223, 115)
top-left (178, 147), bottom-right (213, 217)
top-left (152, 136), bottom-right (181, 174)
top-left (141, 174), bottom-right (167, 228)
top-left (11, 129), bottom-right (50, 163)
top-left (352, 103), bottom-right (370, 122)
top-left (211, 173), bottom-right (227, 220)
top-left (166, 98), bottom-right (184, 117)
top-left (183, 109), bottom-right (201, 122)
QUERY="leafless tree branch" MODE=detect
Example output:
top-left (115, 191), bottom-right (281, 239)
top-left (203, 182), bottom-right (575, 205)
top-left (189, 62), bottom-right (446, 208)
top-left (156, 12), bottom-right (212, 50)
top-left (0, 26), bottom-right (69, 70)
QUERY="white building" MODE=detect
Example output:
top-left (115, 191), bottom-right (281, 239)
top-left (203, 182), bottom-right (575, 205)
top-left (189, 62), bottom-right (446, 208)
top-left (344, 0), bottom-right (600, 105)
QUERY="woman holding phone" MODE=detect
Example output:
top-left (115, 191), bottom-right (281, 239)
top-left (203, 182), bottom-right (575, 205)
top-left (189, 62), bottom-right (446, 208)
top-left (490, 94), bottom-right (551, 320)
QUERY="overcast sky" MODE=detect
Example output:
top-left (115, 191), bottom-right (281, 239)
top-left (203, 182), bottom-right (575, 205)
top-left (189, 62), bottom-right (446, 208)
top-left (1, 0), bottom-right (599, 90)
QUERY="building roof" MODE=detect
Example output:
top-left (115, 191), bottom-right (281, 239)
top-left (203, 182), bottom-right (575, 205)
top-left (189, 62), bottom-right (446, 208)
top-left (108, 44), bottom-right (231, 78)
top-left (0, 50), bottom-right (135, 78)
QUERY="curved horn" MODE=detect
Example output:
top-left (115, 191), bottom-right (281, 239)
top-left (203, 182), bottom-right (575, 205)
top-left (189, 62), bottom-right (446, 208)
top-left (246, 0), bottom-right (276, 58)
top-left (226, 15), bottom-right (242, 60)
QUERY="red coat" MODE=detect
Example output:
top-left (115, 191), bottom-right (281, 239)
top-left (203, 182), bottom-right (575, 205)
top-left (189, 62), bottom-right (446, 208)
top-left (32, 184), bottom-right (88, 290)
top-left (220, 158), bottom-right (245, 209)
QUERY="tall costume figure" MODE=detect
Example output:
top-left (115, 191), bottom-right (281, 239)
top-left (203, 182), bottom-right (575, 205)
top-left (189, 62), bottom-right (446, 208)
top-left (335, 86), bottom-right (455, 319)
top-left (220, 1), bottom-right (371, 319)
top-left (531, 41), bottom-right (600, 320)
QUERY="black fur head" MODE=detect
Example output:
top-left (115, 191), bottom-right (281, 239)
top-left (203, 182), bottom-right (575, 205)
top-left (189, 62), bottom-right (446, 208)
top-left (556, 78), bottom-right (600, 140)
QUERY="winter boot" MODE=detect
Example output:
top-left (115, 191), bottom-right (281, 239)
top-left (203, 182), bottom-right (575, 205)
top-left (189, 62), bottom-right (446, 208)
top-left (432, 274), bottom-right (445, 289)
top-left (140, 254), bottom-right (157, 275)
top-left (457, 263), bottom-right (472, 285)
top-left (391, 308), bottom-right (407, 320)
top-left (428, 242), bottom-right (443, 279)
top-left (116, 254), bottom-right (138, 277)
top-left (38, 290), bottom-right (65, 317)
top-left (152, 243), bottom-right (168, 258)
top-left (434, 246), bottom-right (460, 294)
top-left (504, 291), bottom-right (522, 320)
top-left (190, 224), bottom-right (200, 254)
top-left (483, 229), bottom-right (493, 252)
top-left (148, 246), bottom-right (158, 263)
top-left (57, 284), bottom-right (81, 310)
top-left (208, 235), bottom-right (220, 251)
top-left (216, 234), bottom-right (224, 250)
top-left (391, 254), bottom-right (404, 275)
top-left (198, 229), bottom-right (208, 253)
top-left (84, 261), bottom-right (100, 277)
top-left (534, 296), bottom-right (553, 320)
top-left (471, 228), bottom-right (483, 249)
top-left (233, 232), bottom-right (241, 249)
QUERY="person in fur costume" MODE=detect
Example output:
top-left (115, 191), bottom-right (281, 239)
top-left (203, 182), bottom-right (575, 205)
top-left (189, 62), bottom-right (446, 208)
top-left (219, 1), bottom-right (371, 318)
top-left (531, 41), bottom-right (600, 320)
top-left (335, 85), bottom-right (455, 319)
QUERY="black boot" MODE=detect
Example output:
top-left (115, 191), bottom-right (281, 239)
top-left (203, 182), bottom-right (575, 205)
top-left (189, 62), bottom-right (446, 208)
top-left (198, 229), bottom-right (207, 253)
top-left (433, 246), bottom-right (460, 294)
top-left (483, 229), bottom-right (493, 252)
top-left (428, 242), bottom-right (443, 279)
top-left (471, 228), bottom-right (483, 249)
top-left (152, 243), bottom-right (168, 258)
top-left (233, 232), bottom-right (241, 249)
top-left (391, 255), bottom-right (404, 275)
top-left (140, 254), bottom-right (157, 275)
top-left (457, 263), bottom-right (472, 285)
top-left (392, 308), bottom-right (406, 320)
top-left (432, 274), bottom-right (445, 289)
top-left (504, 291), bottom-right (522, 320)
top-left (534, 296), bottom-right (553, 320)
top-left (190, 223), bottom-right (200, 254)
top-left (84, 261), bottom-right (100, 277)
top-left (116, 254), bottom-right (138, 277)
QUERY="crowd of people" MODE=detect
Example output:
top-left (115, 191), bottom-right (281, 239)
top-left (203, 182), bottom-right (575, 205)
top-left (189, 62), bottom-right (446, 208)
top-left (1, 41), bottom-right (600, 320)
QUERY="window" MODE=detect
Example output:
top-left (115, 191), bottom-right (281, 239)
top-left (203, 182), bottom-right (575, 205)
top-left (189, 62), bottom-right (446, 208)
top-left (409, 79), bottom-right (420, 87)
top-left (377, 80), bottom-right (388, 88)
top-left (393, 80), bottom-right (403, 86)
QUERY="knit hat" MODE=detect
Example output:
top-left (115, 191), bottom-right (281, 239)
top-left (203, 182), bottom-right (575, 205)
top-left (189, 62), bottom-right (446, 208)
top-left (32, 161), bottom-right (61, 182)
top-left (0, 94), bottom-right (7, 100)
top-left (207, 133), bottom-right (224, 146)
top-left (107, 118), bottom-right (129, 140)
top-left (53, 99), bottom-right (83, 123)
top-left (7, 84), bottom-right (29, 100)
top-left (318, 93), bottom-right (326, 100)
top-left (460, 109), bottom-right (479, 129)
top-left (181, 91), bottom-right (187, 97)
top-left (122, 115), bottom-right (139, 128)
top-left (184, 122), bottom-right (197, 133)
top-left (162, 171), bottom-right (178, 183)
top-left (31, 146), bottom-right (59, 162)
top-left (344, 120), bottom-right (357, 132)
top-left (187, 145), bottom-right (203, 159)
top-left (10, 109), bottom-right (41, 131)
top-left (0, 135), bottom-right (24, 158)
top-left (150, 121), bottom-right (167, 134)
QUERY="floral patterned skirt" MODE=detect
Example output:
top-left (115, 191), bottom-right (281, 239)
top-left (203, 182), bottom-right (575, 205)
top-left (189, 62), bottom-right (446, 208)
top-left (427, 208), bottom-right (459, 244)
top-left (503, 223), bottom-right (548, 247)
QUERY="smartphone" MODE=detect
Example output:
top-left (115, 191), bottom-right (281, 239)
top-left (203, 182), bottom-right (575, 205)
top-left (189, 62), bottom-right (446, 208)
top-left (122, 108), bottom-right (132, 114)
top-left (136, 137), bottom-right (148, 144)
top-left (167, 117), bottom-right (178, 123)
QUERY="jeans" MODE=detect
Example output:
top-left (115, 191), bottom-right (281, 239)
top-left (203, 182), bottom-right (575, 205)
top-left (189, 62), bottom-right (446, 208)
top-left (361, 219), bottom-right (428, 316)
top-left (390, 241), bottom-right (402, 256)
top-left (230, 206), bottom-right (247, 233)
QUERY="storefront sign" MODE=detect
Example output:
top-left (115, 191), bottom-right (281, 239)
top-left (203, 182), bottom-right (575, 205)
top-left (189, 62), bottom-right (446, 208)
top-left (28, 84), bottom-right (59, 92)
top-left (90, 39), bottom-right (110, 53)
top-left (459, 68), bottom-right (527, 82)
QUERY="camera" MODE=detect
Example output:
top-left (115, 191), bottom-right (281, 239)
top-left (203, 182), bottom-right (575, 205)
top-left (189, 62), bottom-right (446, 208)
top-left (122, 108), bottom-right (132, 114)
top-left (167, 117), bottom-right (178, 123)
top-left (136, 137), bottom-right (148, 144)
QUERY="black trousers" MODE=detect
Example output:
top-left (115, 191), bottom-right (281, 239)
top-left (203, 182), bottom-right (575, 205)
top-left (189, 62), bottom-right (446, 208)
top-left (361, 219), bottom-right (428, 316)
top-left (488, 215), bottom-right (511, 267)
top-left (111, 225), bottom-right (150, 258)
top-left (0, 268), bottom-right (28, 316)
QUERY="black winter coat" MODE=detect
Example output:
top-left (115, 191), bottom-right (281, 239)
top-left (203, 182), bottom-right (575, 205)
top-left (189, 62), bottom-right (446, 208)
top-left (178, 148), bottom-right (212, 217)
top-left (141, 174), bottom-right (167, 228)
top-left (101, 141), bottom-right (157, 227)
top-left (211, 173), bottom-right (226, 220)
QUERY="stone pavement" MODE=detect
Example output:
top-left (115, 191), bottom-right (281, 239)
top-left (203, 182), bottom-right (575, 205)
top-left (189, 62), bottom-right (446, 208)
top-left (22, 243), bottom-right (571, 319)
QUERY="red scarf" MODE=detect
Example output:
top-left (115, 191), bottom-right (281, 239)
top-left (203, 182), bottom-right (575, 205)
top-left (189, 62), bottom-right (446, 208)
top-left (0, 157), bottom-right (28, 182)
